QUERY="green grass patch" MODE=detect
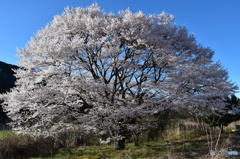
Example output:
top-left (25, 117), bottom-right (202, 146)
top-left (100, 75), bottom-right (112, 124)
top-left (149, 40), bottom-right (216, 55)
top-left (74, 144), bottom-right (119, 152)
top-left (9, 127), bottom-right (238, 159)
top-left (30, 138), bottom-right (210, 159)
top-left (0, 131), bottom-right (23, 140)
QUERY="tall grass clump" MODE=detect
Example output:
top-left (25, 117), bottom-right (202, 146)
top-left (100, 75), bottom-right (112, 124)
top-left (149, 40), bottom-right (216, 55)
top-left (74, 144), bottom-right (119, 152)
top-left (0, 131), bottom-right (55, 159)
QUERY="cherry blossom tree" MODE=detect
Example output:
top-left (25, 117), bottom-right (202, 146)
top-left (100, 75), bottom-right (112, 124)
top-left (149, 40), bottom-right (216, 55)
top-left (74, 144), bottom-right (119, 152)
top-left (1, 4), bottom-right (238, 150)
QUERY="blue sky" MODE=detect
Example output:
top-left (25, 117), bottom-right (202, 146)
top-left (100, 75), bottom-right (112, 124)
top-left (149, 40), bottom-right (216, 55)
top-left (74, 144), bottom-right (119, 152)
top-left (0, 0), bottom-right (239, 96)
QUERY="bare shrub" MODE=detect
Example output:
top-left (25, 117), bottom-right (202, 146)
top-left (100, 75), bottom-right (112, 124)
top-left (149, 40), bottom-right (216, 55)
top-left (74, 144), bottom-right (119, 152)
top-left (0, 136), bottom-right (55, 159)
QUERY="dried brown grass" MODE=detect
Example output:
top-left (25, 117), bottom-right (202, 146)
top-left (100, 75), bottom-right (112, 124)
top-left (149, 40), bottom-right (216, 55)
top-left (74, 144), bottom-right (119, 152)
top-left (0, 136), bottom-right (55, 159)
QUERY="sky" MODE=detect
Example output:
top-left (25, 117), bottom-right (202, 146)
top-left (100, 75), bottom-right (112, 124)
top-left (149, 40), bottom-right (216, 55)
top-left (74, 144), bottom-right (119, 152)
top-left (0, 0), bottom-right (239, 97)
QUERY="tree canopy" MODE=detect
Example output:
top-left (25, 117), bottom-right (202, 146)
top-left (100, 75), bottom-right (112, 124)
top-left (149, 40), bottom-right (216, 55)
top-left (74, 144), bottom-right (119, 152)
top-left (0, 4), bottom-right (238, 149)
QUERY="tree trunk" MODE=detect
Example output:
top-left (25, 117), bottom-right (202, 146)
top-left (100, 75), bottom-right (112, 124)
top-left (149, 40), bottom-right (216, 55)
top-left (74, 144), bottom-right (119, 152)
top-left (115, 138), bottom-right (126, 150)
top-left (134, 138), bottom-right (139, 147)
top-left (133, 133), bottom-right (140, 147)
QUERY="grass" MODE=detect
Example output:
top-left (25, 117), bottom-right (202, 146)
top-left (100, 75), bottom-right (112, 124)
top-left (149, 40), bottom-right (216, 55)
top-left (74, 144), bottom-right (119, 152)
top-left (0, 130), bottom-right (22, 139)
top-left (0, 126), bottom-right (238, 158)
top-left (29, 127), bottom-right (240, 159)
top-left (30, 143), bottom-right (166, 159)
top-left (30, 136), bottom-right (211, 159)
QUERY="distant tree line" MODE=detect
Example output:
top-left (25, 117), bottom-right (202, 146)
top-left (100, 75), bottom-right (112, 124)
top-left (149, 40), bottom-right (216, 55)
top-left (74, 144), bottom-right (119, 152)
top-left (0, 61), bottom-right (18, 130)
top-left (203, 94), bottom-right (240, 129)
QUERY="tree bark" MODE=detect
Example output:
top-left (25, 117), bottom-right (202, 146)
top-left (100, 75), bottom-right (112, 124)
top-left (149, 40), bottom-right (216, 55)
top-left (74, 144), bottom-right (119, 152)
top-left (115, 138), bottom-right (126, 150)
top-left (134, 138), bottom-right (139, 147)
top-left (133, 132), bottom-right (140, 147)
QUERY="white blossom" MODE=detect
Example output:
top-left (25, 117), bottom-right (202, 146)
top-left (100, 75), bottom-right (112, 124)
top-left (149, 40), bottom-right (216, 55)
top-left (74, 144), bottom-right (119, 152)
top-left (0, 4), bottom-right (238, 138)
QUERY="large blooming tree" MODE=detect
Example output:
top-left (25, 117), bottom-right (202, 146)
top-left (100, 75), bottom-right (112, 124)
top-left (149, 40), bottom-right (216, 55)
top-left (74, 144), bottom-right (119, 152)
top-left (1, 4), bottom-right (237, 149)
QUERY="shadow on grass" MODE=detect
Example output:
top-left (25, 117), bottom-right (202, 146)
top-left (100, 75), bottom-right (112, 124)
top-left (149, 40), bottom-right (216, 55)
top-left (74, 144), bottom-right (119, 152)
top-left (143, 139), bottom-right (208, 158)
